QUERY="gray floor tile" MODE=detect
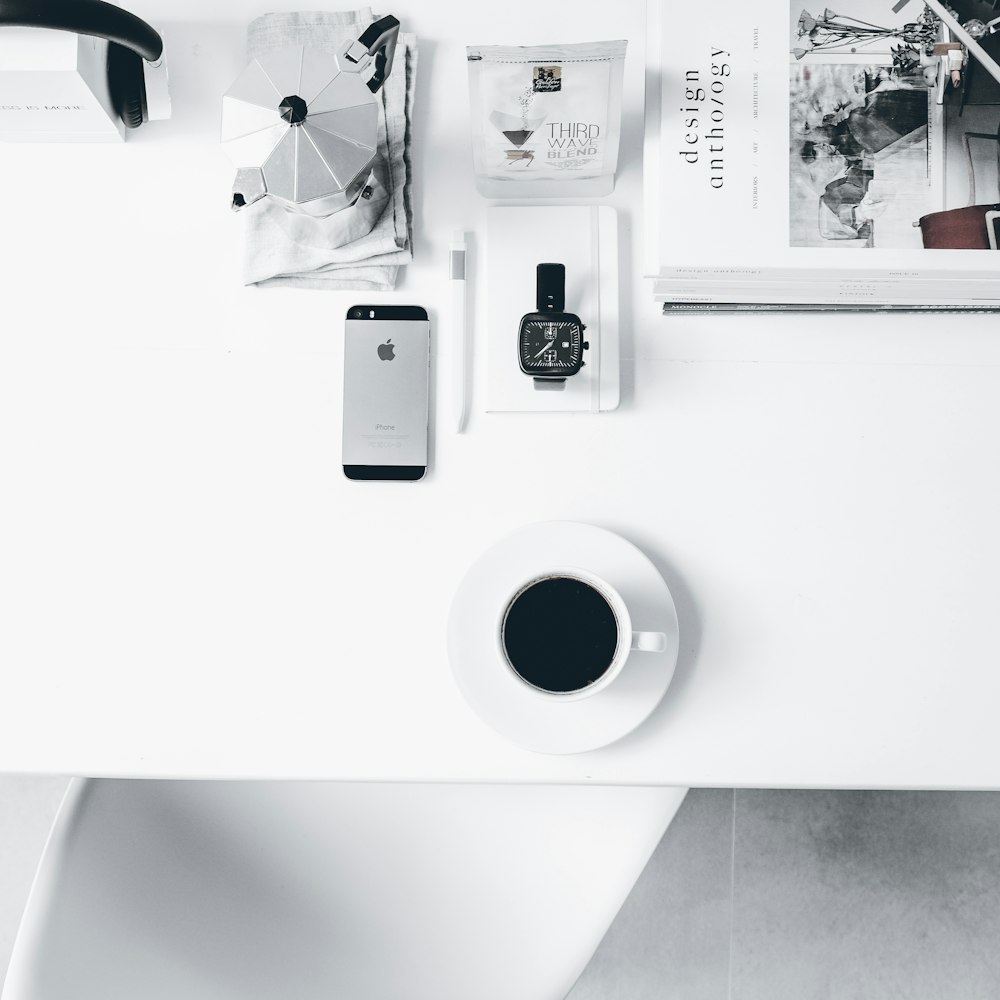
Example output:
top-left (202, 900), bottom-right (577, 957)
top-left (0, 776), bottom-right (71, 992)
top-left (570, 788), bottom-right (734, 1000)
top-left (732, 790), bottom-right (1000, 1000)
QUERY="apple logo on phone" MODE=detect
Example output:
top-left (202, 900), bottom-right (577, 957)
top-left (377, 339), bottom-right (395, 361)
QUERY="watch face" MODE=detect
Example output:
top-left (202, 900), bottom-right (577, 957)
top-left (518, 314), bottom-right (584, 375)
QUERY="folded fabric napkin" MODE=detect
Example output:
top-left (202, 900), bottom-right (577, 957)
top-left (239, 9), bottom-right (417, 290)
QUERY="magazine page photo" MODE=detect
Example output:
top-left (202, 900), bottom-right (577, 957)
top-left (790, 0), bottom-right (1000, 252)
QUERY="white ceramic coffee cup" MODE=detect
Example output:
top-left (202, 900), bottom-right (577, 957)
top-left (498, 567), bottom-right (668, 701)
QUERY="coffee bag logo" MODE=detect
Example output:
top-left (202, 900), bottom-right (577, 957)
top-left (532, 65), bottom-right (561, 93)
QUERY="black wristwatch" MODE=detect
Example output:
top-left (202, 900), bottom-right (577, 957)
top-left (517, 263), bottom-right (589, 390)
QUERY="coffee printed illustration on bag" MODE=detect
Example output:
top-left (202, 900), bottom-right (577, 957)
top-left (467, 41), bottom-right (627, 196)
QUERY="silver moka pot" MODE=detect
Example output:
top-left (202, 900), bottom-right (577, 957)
top-left (222, 14), bottom-right (399, 215)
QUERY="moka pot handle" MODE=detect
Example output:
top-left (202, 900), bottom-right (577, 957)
top-left (343, 14), bottom-right (400, 94)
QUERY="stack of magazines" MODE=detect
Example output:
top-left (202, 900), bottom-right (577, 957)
top-left (643, 0), bottom-right (1000, 312)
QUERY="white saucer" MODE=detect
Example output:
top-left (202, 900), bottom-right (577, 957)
top-left (447, 522), bottom-right (679, 755)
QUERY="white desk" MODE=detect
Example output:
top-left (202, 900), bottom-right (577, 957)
top-left (3, 0), bottom-right (1000, 787)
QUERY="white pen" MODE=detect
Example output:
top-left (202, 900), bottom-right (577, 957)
top-left (450, 231), bottom-right (469, 433)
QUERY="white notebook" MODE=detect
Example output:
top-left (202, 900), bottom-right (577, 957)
top-left (486, 206), bottom-right (620, 412)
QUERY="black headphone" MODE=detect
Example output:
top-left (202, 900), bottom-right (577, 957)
top-left (0, 0), bottom-right (163, 128)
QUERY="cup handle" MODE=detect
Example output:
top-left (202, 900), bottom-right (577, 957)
top-left (631, 631), bottom-right (667, 653)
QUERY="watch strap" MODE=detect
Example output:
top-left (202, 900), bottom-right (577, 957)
top-left (533, 377), bottom-right (566, 390)
top-left (536, 263), bottom-right (565, 312)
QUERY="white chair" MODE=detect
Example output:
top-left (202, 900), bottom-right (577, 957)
top-left (2, 779), bottom-right (687, 1000)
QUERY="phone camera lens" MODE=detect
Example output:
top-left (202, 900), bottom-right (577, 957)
top-left (353, 309), bottom-right (363, 318)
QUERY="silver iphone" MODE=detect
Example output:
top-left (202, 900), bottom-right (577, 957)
top-left (342, 305), bottom-right (430, 481)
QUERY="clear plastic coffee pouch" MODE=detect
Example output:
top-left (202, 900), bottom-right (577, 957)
top-left (467, 40), bottom-right (627, 198)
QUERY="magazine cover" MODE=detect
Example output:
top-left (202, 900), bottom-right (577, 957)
top-left (645, 0), bottom-right (1000, 305)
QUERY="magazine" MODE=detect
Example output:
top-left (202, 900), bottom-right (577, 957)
top-left (644, 0), bottom-right (1000, 310)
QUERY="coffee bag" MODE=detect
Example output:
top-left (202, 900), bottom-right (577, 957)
top-left (467, 40), bottom-right (627, 197)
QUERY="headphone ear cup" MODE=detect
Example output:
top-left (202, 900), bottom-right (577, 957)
top-left (107, 42), bottom-right (147, 129)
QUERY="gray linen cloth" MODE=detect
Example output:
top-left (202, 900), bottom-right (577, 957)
top-left (240, 9), bottom-right (416, 290)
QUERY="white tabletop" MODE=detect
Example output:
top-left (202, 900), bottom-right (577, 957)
top-left (3, 0), bottom-right (1000, 787)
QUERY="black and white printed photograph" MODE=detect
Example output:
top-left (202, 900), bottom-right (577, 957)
top-left (790, 0), bottom-right (1000, 249)
top-left (789, 60), bottom-right (934, 247)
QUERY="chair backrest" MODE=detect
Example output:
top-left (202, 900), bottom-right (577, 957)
top-left (1, 779), bottom-right (688, 1000)
top-left (918, 204), bottom-right (1000, 249)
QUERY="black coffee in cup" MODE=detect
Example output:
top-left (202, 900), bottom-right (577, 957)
top-left (501, 576), bottom-right (620, 694)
